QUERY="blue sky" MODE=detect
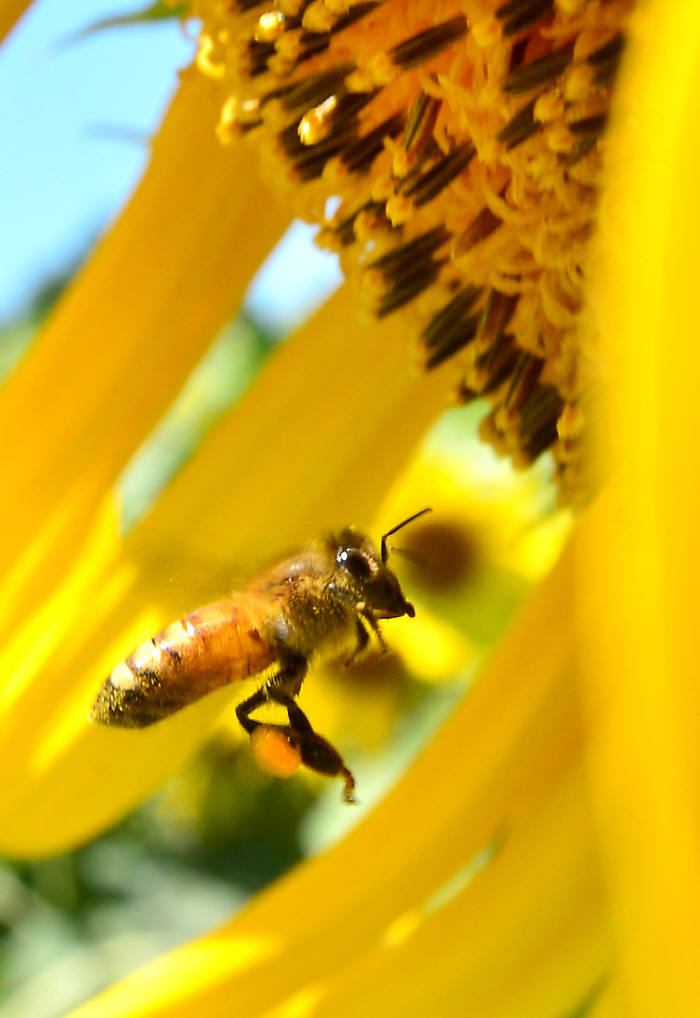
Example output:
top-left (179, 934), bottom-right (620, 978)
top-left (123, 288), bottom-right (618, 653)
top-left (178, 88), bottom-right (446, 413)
top-left (0, 0), bottom-right (340, 330)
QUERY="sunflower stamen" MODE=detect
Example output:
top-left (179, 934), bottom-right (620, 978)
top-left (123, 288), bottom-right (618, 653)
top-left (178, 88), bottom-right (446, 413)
top-left (365, 225), bottom-right (452, 317)
top-left (321, 199), bottom-right (388, 247)
top-left (255, 10), bottom-right (287, 42)
top-left (245, 39), bottom-right (277, 77)
top-left (497, 97), bottom-right (539, 149)
top-left (279, 0), bottom-right (310, 16)
top-left (298, 89), bottom-right (377, 145)
top-left (232, 0), bottom-right (268, 11)
top-left (280, 65), bottom-right (353, 113)
top-left (387, 15), bottom-right (469, 73)
top-left (421, 286), bottom-right (483, 349)
top-left (338, 113), bottom-right (404, 174)
top-left (504, 42), bottom-right (575, 95)
top-left (473, 333), bottom-right (519, 394)
top-left (497, 0), bottom-right (555, 38)
top-left (522, 412), bottom-right (560, 461)
top-left (474, 291), bottom-right (519, 357)
top-left (503, 352), bottom-right (543, 413)
top-left (454, 206), bottom-right (503, 256)
top-left (367, 224), bottom-right (450, 274)
top-left (402, 91), bottom-right (441, 155)
top-left (425, 311), bottom-right (481, 370)
top-left (303, 1), bottom-right (380, 35)
top-left (587, 33), bottom-right (625, 87)
top-left (403, 141), bottom-right (476, 208)
top-left (569, 112), bottom-right (608, 139)
top-left (558, 135), bottom-right (597, 167)
top-left (519, 383), bottom-right (564, 438)
top-left (376, 257), bottom-right (447, 317)
top-left (280, 119), bottom-right (358, 180)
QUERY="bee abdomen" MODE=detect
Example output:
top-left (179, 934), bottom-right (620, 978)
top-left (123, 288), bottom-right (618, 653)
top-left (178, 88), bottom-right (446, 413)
top-left (90, 656), bottom-right (166, 729)
top-left (90, 600), bottom-right (276, 728)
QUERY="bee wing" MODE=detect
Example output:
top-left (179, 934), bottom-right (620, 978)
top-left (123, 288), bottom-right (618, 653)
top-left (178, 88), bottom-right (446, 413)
top-left (91, 598), bottom-right (276, 728)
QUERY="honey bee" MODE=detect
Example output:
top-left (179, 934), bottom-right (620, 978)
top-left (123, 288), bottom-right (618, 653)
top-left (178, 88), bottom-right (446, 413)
top-left (90, 509), bottom-right (430, 802)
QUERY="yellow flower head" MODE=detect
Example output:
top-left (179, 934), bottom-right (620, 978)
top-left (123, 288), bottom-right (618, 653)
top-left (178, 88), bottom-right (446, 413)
top-left (3, 1), bottom-right (700, 1016)
top-left (193, 0), bottom-right (633, 502)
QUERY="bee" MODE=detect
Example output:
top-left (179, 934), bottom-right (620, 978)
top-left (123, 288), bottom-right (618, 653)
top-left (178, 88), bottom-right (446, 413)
top-left (90, 509), bottom-right (430, 802)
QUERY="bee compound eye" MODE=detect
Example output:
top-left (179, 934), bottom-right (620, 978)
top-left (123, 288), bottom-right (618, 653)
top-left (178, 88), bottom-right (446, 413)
top-left (338, 548), bottom-right (372, 580)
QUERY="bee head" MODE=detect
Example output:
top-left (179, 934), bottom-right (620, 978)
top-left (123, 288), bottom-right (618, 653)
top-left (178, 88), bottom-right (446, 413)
top-left (331, 509), bottom-right (431, 619)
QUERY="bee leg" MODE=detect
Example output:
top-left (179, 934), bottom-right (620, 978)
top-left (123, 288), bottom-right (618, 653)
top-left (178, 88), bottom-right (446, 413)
top-left (360, 607), bottom-right (388, 655)
top-left (236, 663), bottom-right (356, 802)
top-left (235, 686), bottom-right (270, 735)
top-left (234, 656), bottom-right (307, 735)
top-left (262, 690), bottom-right (356, 804)
top-left (284, 700), bottom-right (357, 804)
top-left (343, 616), bottom-right (370, 667)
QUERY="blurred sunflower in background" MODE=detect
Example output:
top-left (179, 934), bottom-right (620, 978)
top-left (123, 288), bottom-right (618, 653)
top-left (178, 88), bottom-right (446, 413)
top-left (2, 1), bottom-right (700, 1017)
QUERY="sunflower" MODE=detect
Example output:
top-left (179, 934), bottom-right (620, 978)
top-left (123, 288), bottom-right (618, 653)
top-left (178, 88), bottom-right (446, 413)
top-left (1, 0), bottom-right (699, 1015)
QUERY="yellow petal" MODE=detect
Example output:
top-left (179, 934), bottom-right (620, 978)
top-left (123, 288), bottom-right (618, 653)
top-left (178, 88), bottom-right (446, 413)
top-left (0, 67), bottom-right (288, 639)
top-left (0, 287), bottom-right (454, 857)
top-left (386, 607), bottom-right (474, 682)
top-left (63, 537), bottom-right (609, 1018)
top-left (310, 760), bottom-right (606, 1018)
top-left (587, 977), bottom-right (628, 1018)
top-left (580, 2), bottom-right (700, 1013)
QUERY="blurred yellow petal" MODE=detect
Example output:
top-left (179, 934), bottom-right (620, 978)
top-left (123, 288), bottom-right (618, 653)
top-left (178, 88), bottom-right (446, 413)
top-left (129, 287), bottom-right (455, 569)
top-left (580, 1), bottom-right (700, 1013)
top-left (387, 607), bottom-right (473, 683)
top-left (0, 287), bottom-right (454, 857)
top-left (0, 0), bottom-right (30, 43)
top-left (0, 67), bottom-right (288, 637)
top-left (63, 538), bottom-right (610, 1018)
top-left (311, 760), bottom-right (605, 1018)
top-left (587, 979), bottom-right (628, 1018)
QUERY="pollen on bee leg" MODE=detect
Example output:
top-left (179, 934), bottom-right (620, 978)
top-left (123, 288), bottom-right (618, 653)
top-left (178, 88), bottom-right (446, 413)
top-left (250, 725), bottom-right (302, 778)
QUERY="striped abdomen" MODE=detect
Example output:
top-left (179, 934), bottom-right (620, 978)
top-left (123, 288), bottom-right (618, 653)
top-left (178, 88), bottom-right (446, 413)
top-left (90, 599), bottom-right (276, 728)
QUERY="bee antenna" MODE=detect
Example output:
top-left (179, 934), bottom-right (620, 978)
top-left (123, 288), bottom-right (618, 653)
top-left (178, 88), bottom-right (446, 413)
top-left (386, 545), bottom-right (427, 568)
top-left (380, 507), bottom-right (432, 564)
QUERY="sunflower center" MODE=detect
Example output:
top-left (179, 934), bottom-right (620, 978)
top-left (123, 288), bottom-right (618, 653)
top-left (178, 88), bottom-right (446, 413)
top-left (190, 0), bottom-right (635, 504)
